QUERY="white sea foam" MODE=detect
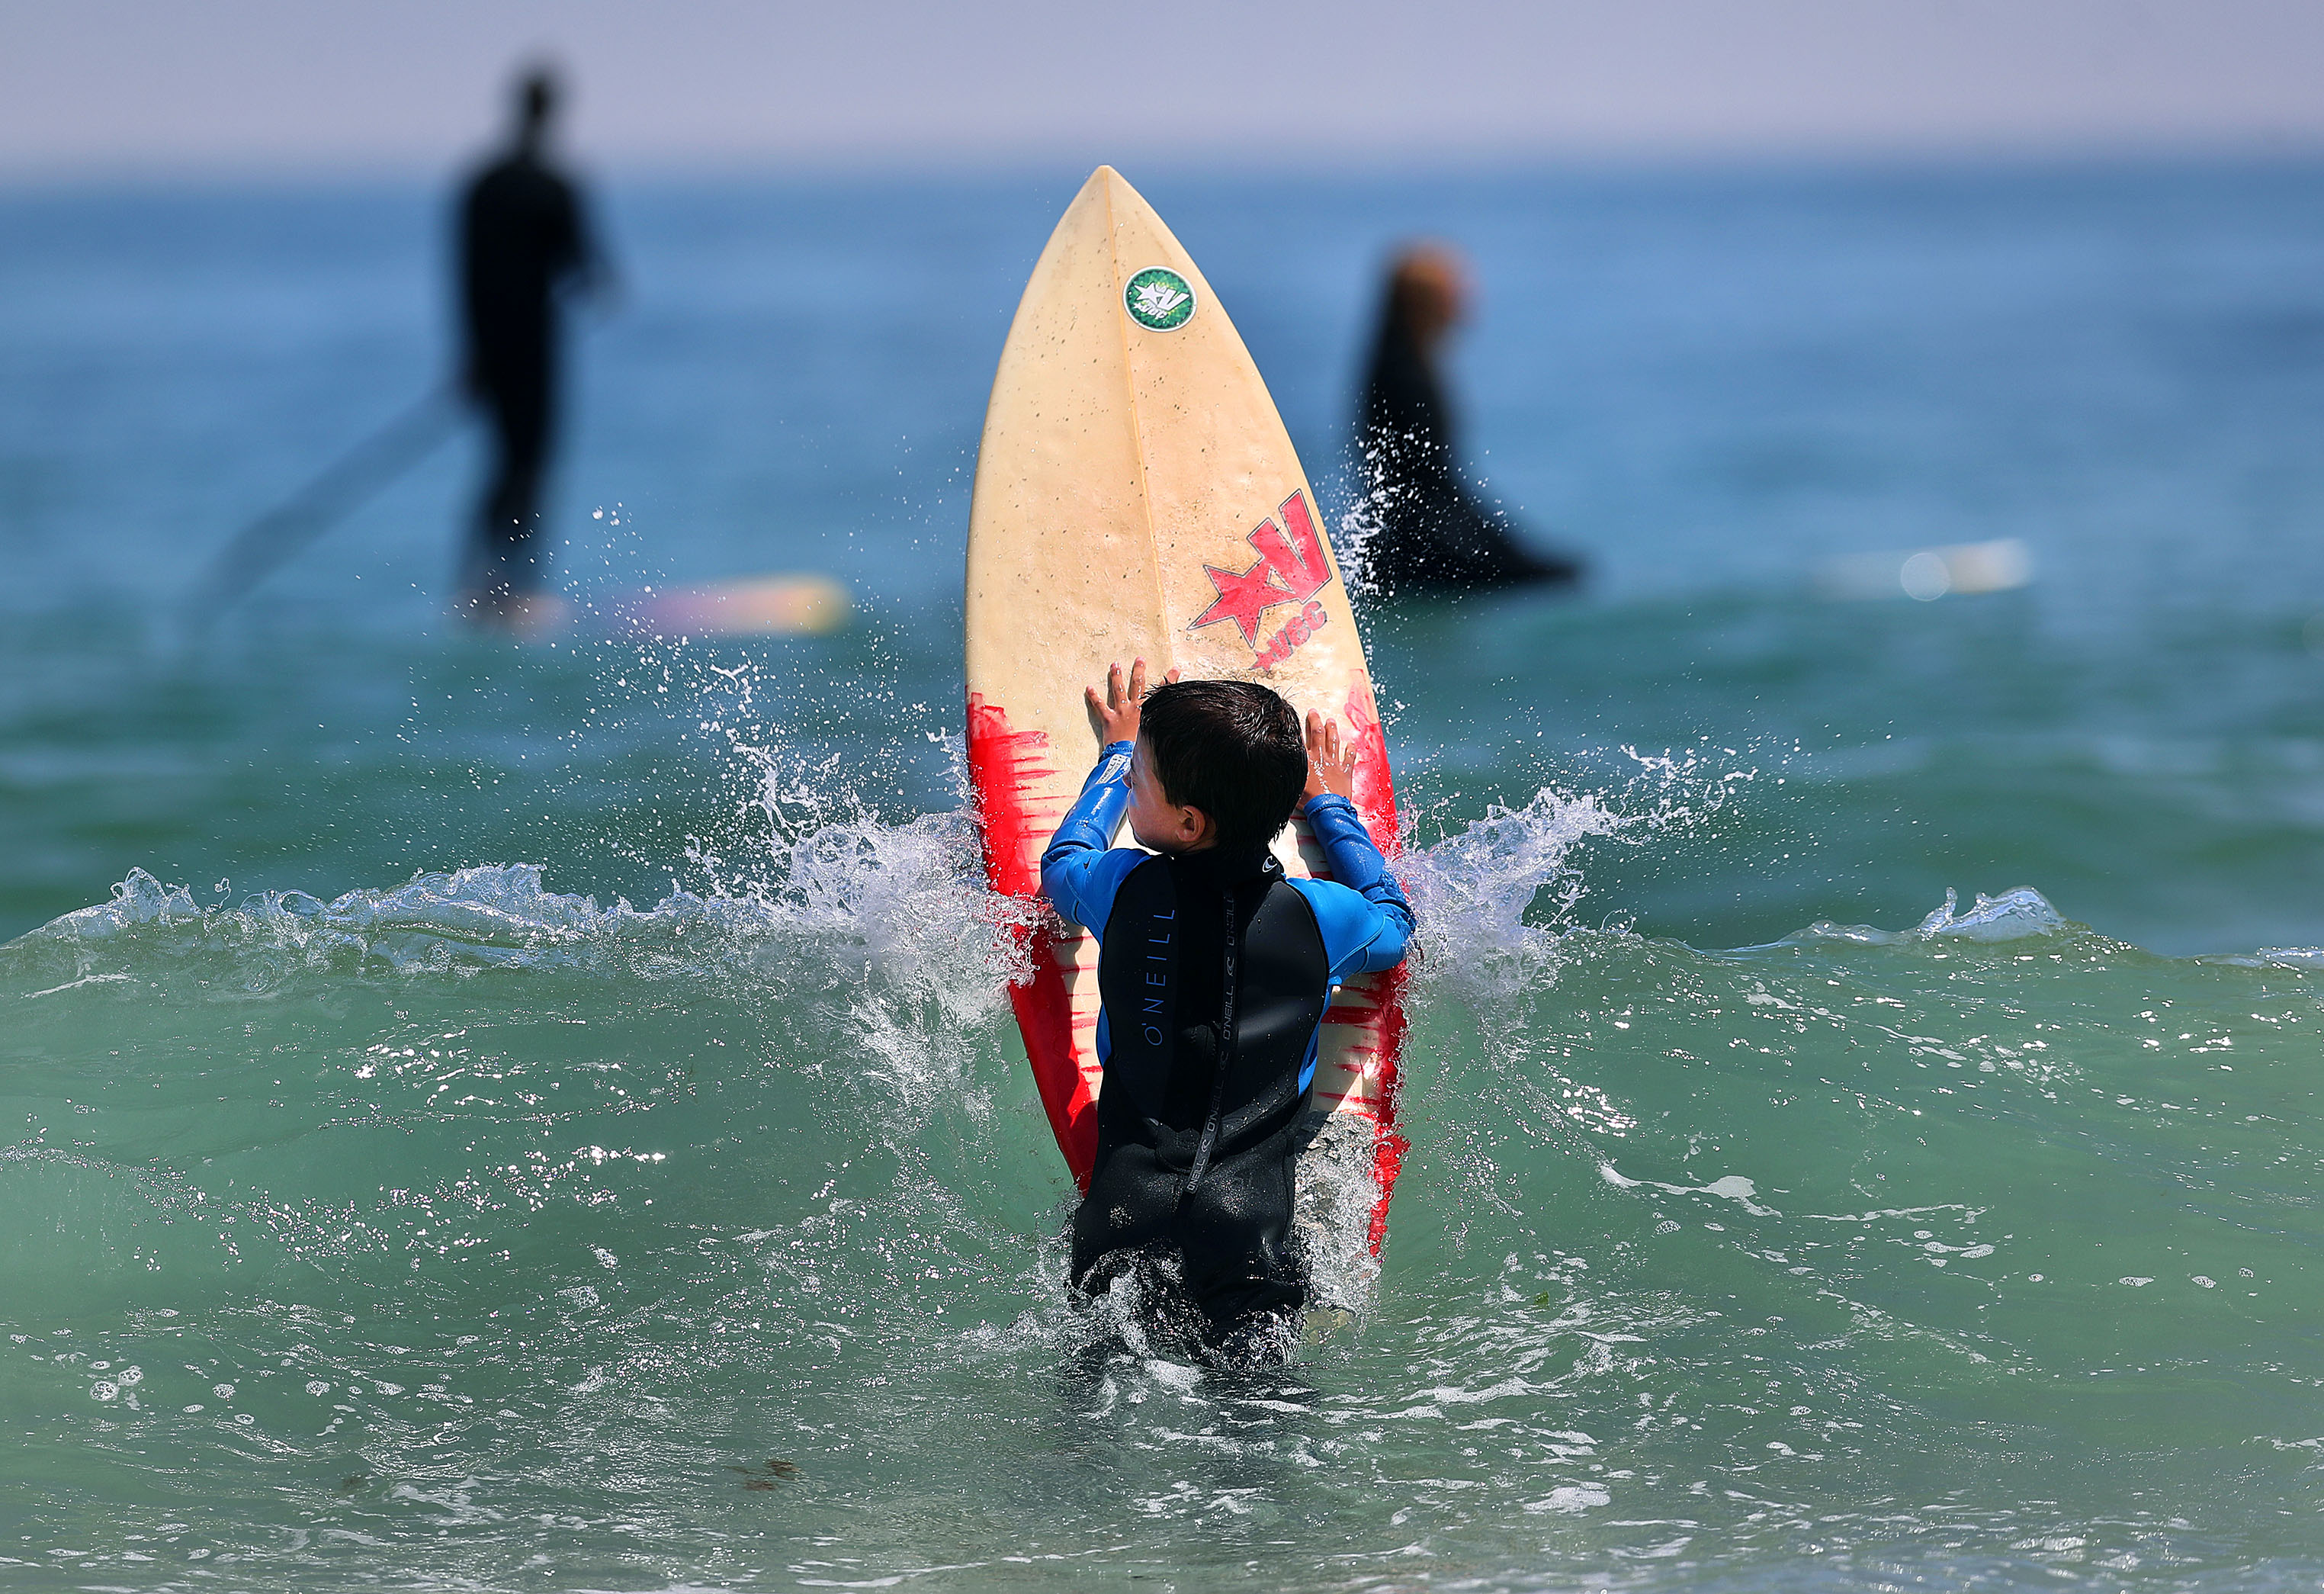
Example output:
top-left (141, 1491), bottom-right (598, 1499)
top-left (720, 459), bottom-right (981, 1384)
top-left (1792, 885), bottom-right (2075, 947)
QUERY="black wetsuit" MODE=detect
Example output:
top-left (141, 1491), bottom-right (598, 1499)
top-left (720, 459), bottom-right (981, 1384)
top-left (1042, 743), bottom-right (1414, 1358)
top-left (1357, 308), bottom-right (1582, 596)
top-left (456, 145), bottom-right (594, 601)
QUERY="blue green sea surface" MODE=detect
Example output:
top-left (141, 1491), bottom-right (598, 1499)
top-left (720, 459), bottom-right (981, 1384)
top-left (6, 162), bottom-right (2324, 1589)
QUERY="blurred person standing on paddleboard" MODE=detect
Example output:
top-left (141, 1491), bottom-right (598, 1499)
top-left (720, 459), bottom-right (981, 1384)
top-left (1356, 244), bottom-right (1582, 598)
top-left (455, 67), bottom-right (613, 623)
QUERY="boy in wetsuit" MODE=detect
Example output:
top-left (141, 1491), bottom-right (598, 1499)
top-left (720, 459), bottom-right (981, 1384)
top-left (1040, 660), bottom-right (1414, 1360)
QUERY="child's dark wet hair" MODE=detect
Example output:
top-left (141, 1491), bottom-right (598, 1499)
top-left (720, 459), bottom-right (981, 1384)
top-left (1139, 679), bottom-right (1308, 853)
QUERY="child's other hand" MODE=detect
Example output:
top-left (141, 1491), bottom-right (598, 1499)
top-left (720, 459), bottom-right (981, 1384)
top-left (1302, 711), bottom-right (1359, 802)
top-left (1085, 658), bottom-right (1180, 746)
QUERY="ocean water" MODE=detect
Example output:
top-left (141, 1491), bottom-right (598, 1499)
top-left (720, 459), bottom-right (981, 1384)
top-left (6, 161), bottom-right (2324, 1589)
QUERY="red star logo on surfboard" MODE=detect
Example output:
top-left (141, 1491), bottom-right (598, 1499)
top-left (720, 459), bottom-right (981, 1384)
top-left (1188, 491), bottom-right (1334, 649)
top-left (1189, 557), bottom-right (1292, 647)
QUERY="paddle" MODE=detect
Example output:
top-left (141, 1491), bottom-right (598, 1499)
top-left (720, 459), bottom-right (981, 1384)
top-left (179, 388), bottom-right (463, 635)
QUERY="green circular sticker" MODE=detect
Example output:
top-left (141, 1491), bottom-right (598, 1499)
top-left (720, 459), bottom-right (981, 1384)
top-left (1124, 266), bottom-right (1196, 332)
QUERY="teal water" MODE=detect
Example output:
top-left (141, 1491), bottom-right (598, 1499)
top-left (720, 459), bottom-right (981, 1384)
top-left (7, 163), bottom-right (2324, 1589)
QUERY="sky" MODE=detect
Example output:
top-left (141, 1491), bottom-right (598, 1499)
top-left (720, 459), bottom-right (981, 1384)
top-left (5, 0), bottom-right (2324, 177)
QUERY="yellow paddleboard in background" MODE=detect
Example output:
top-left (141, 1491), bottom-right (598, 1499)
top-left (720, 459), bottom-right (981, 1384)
top-left (489, 575), bottom-right (846, 638)
top-left (624, 574), bottom-right (850, 636)
top-left (963, 167), bottom-right (1408, 1281)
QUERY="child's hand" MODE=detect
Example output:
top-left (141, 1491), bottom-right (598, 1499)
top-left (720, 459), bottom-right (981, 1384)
top-left (1302, 711), bottom-right (1359, 803)
top-left (1084, 658), bottom-right (1180, 746)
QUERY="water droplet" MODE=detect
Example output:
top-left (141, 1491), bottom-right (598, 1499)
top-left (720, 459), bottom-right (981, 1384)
top-left (1899, 551), bottom-right (1952, 600)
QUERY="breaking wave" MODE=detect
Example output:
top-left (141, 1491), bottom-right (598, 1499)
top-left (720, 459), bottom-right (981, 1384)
top-left (7, 726), bottom-right (2316, 1590)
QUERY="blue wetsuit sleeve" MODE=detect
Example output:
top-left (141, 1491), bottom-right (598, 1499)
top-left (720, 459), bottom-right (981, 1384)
top-left (1298, 793), bottom-right (1414, 975)
top-left (1038, 741), bottom-right (1145, 933)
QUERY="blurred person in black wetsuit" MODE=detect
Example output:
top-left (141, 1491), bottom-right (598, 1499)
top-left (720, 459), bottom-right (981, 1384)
top-left (1356, 245), bottom-right (1582, 597)
top-left (456, 69), bottom-right (610, 622)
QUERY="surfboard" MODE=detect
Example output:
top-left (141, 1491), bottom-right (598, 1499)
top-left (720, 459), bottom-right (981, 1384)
top-left (496, 577), bottom-right (850, 638)
top-left (963, 166), bottom-right (1408, 1274)
top-left (620, 574), bottom-right (850, 636)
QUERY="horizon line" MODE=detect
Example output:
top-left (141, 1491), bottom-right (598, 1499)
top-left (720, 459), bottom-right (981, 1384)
top-left (9, 130), bottom-right (2324, 194)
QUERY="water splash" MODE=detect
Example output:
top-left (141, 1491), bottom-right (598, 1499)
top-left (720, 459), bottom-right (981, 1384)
top-left (5, 817), bottom-right (1026, 1137)
top-left (1398, 746), bottom-right (1757, 997)
top-left (1331, 439), bottom-right (1401, 606)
